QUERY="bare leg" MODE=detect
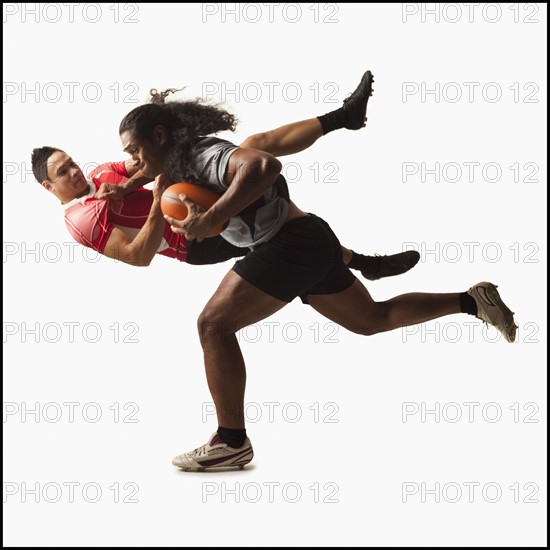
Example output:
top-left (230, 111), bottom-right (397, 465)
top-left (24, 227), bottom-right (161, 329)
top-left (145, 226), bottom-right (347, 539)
top-left (197, 270), bottom-right (288, 428)
top-left (239, 70), bottom-right (373, 157)
top-left (307, 279), bottom-right (461, 336)
top-left (198, 273), bottom-right (461, 428)
top-left (240, 118), bottom-right (323, 157)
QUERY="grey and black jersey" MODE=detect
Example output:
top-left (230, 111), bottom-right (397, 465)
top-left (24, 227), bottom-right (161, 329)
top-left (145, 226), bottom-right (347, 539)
top-left (188, 137), bottom-right (290, 248)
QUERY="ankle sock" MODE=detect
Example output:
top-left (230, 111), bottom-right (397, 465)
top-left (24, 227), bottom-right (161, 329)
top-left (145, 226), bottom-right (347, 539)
top-left (317, 107), bottom-right (348, 135)
top-left (217, 426), bottom-right (247, 448)
top-left (459, 292), bottom-right (478, 316)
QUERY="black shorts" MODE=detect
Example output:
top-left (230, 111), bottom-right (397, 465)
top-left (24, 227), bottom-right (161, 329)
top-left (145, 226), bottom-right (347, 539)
top-left (232, 214), bottom-right (356, 303)
top-left (186, 236), bottom-right (245, 265)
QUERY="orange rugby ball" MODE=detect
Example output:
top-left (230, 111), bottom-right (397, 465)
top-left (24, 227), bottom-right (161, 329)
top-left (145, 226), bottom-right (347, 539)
top-left (161, 182), bottom-right (224, 236)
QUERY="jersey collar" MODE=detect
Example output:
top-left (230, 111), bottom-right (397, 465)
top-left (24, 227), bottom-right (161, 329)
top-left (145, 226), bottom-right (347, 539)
top-left (62, 180), bottom-right (97, 210)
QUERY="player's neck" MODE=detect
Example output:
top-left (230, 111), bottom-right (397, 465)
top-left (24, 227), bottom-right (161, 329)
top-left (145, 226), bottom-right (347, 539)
top-left (60, 184), bottom-right (91, 205)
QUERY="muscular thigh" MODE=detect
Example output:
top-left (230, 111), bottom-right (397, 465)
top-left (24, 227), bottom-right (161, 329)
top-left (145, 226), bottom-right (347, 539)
top-left (202, 269), bottom-right (288, 333)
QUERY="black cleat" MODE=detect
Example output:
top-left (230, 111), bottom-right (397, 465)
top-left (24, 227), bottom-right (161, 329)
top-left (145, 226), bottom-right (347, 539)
top-left (361, 250), bottom-right (420, 281)
top-left (342, 70), bottom-right (374, 130)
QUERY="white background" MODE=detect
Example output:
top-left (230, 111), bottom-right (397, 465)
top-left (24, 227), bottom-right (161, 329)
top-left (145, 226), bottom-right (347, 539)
top-left (3, 2), bottom-right (547, 546)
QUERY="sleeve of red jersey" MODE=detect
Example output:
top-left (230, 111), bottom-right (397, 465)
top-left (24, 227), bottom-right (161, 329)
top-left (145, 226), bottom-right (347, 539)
top-left (88, 161), bottom-right (130, 187)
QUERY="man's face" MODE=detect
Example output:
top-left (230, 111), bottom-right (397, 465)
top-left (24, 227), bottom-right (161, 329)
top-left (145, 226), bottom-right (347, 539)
top-left (44, 151), bottom-right (89, 203)
top-left (120, 127), bottom-right (167, 179)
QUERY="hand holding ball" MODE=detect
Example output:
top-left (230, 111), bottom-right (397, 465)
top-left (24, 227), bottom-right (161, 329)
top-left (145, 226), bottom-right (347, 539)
top-left (160, 183), bottom-right (224, 237)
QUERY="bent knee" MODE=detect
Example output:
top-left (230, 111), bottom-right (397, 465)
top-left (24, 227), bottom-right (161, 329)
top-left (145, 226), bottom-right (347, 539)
top-left (349, 325), bottom-right (382, 337)
top-left (197, 308), bottom-right (235, 345)
top-left (347, 307), bottom-right (389, 336)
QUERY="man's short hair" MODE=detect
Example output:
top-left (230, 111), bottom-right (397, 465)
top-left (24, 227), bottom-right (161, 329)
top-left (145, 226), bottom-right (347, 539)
top-left (31, 146), bottom-right (63, 184)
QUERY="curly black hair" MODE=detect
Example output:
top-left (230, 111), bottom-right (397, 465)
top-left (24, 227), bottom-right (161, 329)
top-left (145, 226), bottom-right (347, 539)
top-left (119, 88), bottom-right (238, 183)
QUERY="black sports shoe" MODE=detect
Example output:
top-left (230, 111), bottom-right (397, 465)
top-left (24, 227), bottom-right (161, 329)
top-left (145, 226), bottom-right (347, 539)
top-left (361, 251), bottom-right (420, 281)
top-left (343, 70), bottom-right (374, 130)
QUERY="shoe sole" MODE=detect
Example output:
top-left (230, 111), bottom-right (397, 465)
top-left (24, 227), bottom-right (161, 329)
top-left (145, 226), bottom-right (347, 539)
top-left (173, 450), bottom-right (254, 471)
top-left (344, 71), bottom-right (374, 129)
top-left (476, 282), bottom-right (516, 343)
top-left (177, 464), bottom-right (249, 472)
top-left (361, 71), bottom-right (374, 126)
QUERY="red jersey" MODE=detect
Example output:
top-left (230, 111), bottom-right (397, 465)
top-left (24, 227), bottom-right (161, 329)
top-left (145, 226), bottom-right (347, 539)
top-left (63, 161), bottom-right (188, 261)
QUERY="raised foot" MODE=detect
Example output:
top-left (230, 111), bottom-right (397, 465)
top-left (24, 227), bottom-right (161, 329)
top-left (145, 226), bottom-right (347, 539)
top-left (343, 70), bottom-right (375, 130)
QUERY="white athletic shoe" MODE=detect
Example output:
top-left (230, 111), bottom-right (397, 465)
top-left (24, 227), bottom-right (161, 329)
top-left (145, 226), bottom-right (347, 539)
top-left (172, 432), bottom-right (253, 472)
top-left (467, 282), bottom-right (517, 343)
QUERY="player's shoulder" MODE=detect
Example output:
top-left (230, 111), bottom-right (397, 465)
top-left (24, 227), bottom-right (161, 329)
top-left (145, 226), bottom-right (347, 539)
top-left (193, 136), bottom-right (239, 154)
top-left (88, 161), bottom-right (128, 184)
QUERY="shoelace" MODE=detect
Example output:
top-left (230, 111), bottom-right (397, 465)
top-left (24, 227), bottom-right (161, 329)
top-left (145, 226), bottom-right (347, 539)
top-left (190, 443), bottom-right (210, 457)
top-left (343, 84), bottom-right (374, 104)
